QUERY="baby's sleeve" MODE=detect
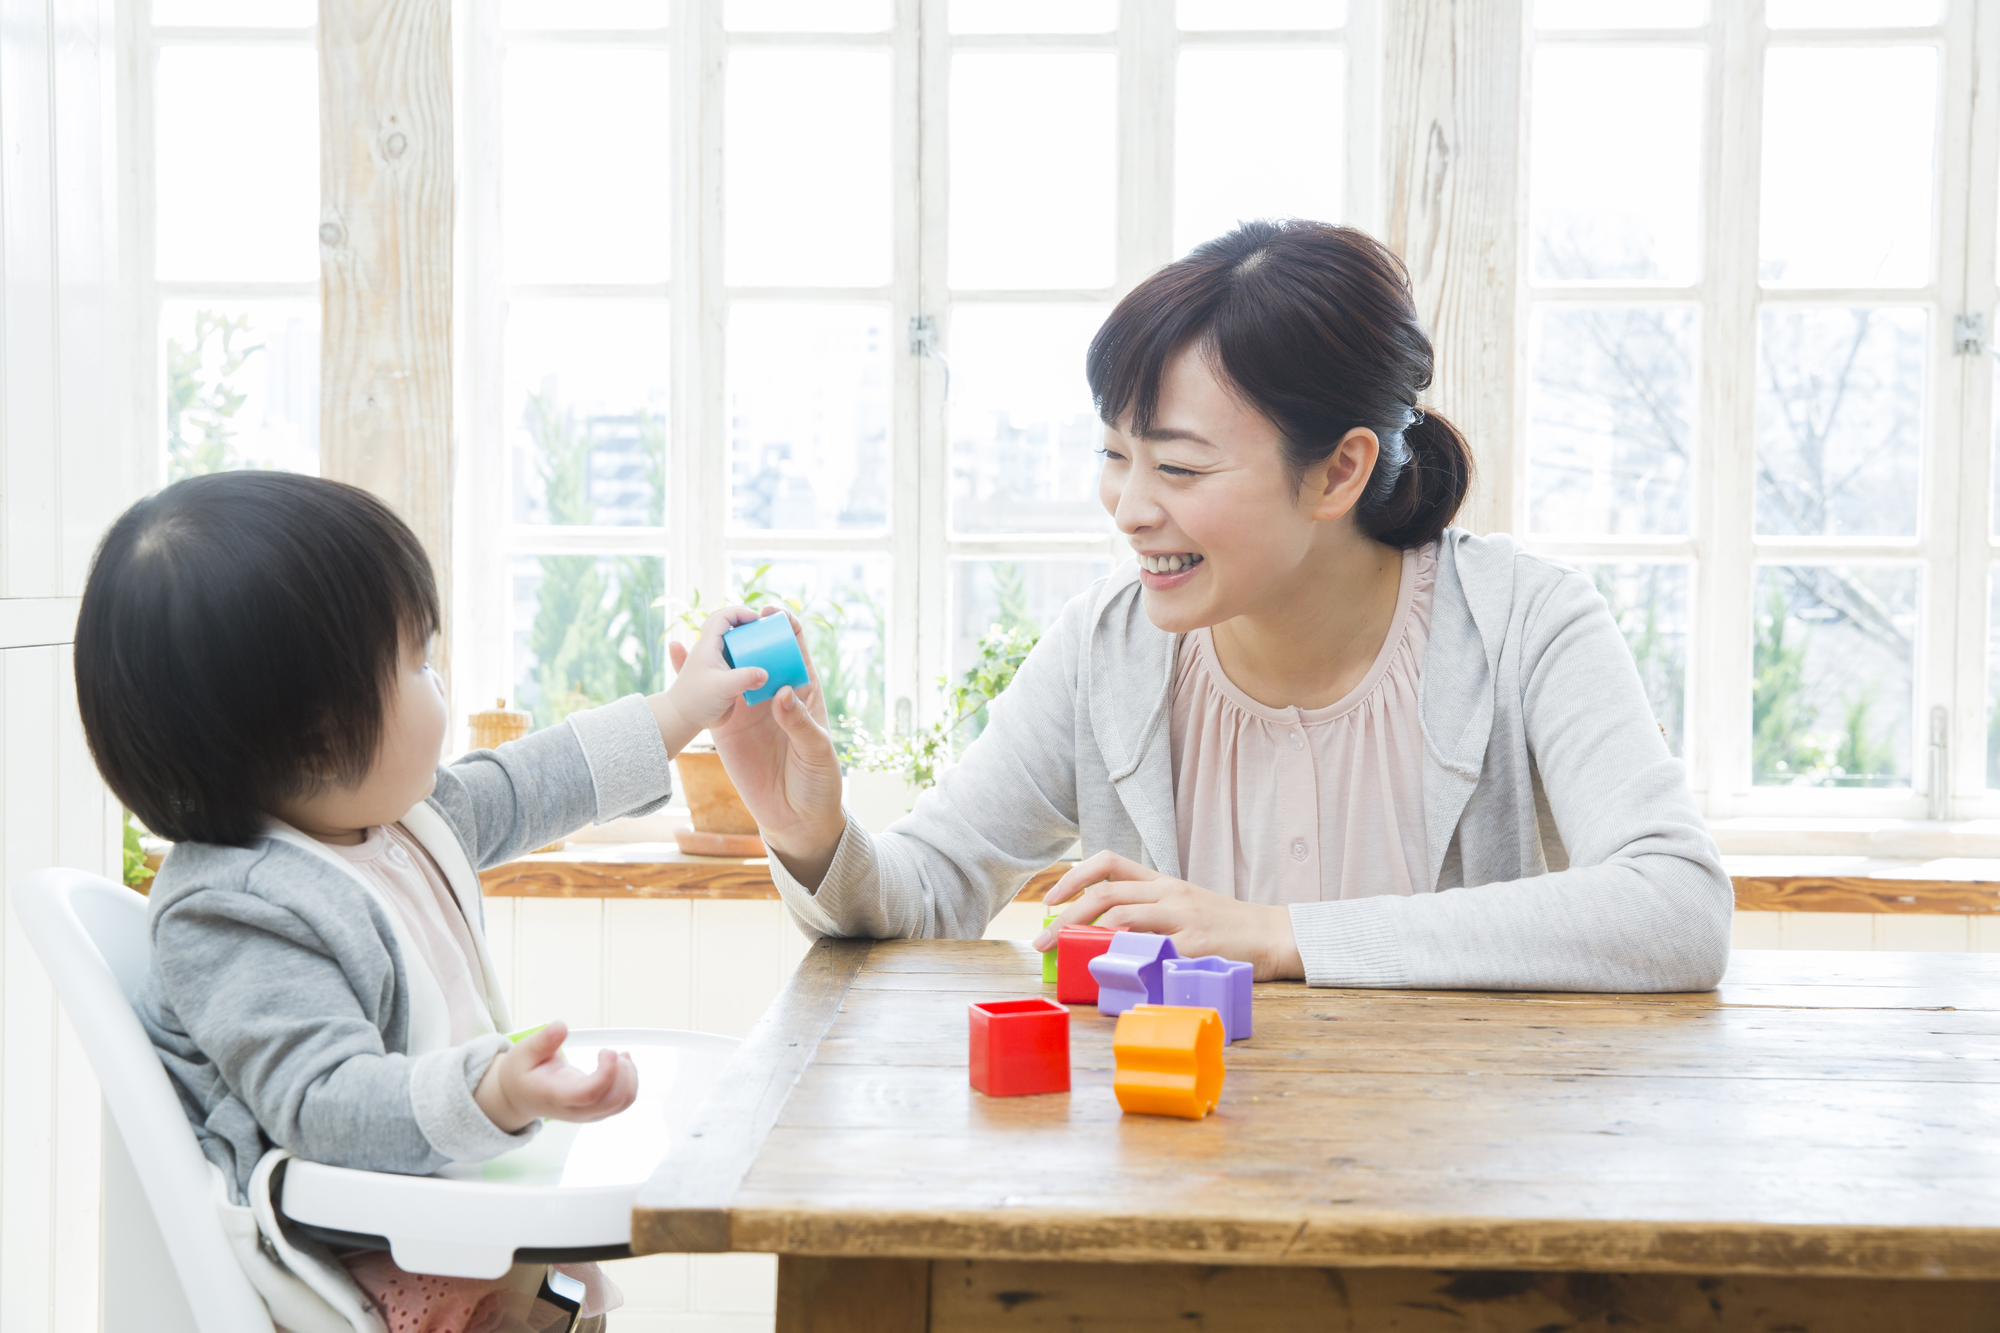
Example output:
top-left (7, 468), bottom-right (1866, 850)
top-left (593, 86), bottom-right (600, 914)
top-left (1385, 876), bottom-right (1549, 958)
top-left (154, 887), bottom-right (534, 1175)
top-left (430, 694), bottom-right (675, 870)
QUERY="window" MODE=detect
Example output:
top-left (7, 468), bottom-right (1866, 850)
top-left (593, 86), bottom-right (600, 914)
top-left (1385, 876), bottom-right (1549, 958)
top-left (132, 0), bottom-right (321, 483)
top-left (1519, 0), bottom-right (1984, 819)
top-left (453, 0), bottom-right (1374, 745)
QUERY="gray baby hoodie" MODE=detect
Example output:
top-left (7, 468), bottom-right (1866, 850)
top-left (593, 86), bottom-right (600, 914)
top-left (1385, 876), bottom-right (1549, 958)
top-left (136, 694), bottom-right (675, 1205)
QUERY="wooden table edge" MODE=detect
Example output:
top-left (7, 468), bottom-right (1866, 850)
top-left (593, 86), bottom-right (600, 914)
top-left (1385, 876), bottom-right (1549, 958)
top-left (717, 1212), bottom-right (2000, 1281)
top-left (630, 936), bottom-right (872, 1255)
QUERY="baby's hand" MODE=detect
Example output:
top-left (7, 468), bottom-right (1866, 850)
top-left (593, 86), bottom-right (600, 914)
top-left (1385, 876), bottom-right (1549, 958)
top-left (652, 606), bottom-right (793, 755)
top-left (474, 1021), bottom-right (637, 1133)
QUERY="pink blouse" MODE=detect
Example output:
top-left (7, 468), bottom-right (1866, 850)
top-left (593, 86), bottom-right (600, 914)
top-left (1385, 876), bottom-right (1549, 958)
top-left (1169, 542), bottom-right (1437, 904)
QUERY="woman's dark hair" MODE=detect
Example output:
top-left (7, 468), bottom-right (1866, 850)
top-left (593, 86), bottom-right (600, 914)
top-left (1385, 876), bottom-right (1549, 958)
top-left (1086, 219), bottom-right (1473, 548)
top-left (74, 471), bottom-right (440, 847)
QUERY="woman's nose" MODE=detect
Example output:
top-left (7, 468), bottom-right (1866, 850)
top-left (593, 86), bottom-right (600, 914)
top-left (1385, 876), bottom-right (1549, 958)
top-left (1112, 471), bottom-right (1163, 534)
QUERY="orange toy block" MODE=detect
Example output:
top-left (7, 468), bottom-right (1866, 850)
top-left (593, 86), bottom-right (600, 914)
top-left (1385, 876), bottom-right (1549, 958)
top-left (1111, 1004), bottom-right (1225, 1119)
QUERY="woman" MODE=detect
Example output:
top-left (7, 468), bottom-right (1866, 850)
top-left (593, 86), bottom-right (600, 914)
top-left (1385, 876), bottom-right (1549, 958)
top-left (695, 220), bottom-right (1731, 991)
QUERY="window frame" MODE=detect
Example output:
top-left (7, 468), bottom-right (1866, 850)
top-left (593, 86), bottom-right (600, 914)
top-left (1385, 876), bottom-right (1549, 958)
top-left (1514, 0), bottom-right (1992, 822)
top-left (451, 0), bottom-right (1381, 747)
top-left (120, 4), bottom-right (320, 501)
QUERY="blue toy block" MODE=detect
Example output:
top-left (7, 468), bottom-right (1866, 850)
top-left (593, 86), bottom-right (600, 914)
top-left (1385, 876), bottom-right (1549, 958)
top-left (1087, 932), bottom-right (1179, 1017)
top-left (722, 614), bottom-right (810, 707)
top-left (1162, 955), bottom-right (1254, 1043)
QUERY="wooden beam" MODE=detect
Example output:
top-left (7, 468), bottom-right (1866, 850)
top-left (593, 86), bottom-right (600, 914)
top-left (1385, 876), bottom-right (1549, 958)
top-left (318, 0), bottom-right (453, 664)
top-left (1381, 0), bottom-right (1527, 536)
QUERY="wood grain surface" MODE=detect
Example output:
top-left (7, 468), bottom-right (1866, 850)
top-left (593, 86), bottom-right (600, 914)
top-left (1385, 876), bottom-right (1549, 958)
top-left (318, 0), bottom-right (454, 675)
top-left (481, 846), bottom-right (2000, 915)
top-left (912, 1259), bottom-right (1999, 1332)
top-left (633, 943), bottom-right (2000, 1282)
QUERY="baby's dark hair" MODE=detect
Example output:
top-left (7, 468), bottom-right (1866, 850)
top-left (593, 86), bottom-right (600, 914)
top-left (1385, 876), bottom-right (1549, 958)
top-left (75, 471), bottom-right (440, 847)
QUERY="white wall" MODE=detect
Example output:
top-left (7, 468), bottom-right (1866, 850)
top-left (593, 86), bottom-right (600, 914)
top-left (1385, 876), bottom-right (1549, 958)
top-left (0, 0), bottom-right (127, 1329)
top-left (479, 894), bottom-right (1046, 1332)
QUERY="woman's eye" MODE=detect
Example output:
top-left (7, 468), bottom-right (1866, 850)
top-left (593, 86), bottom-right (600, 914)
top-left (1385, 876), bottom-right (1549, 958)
top-left (1095, 447), bottom-right (1126, 463)
top-left (1158, 464), bottom-right (1197, 478)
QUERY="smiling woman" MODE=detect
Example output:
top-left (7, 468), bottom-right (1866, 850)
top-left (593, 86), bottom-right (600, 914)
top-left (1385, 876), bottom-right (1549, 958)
top-left (709, 219), bottom-right (1733, 994)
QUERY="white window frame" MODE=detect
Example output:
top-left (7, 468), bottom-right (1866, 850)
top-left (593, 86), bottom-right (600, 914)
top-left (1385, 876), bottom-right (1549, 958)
top-left (1514, 1), bottom-right (1992, 823)
top-left (117, 4), bottom-right (318, 501)
top-left (451, 0), bottom-right (1381, 745)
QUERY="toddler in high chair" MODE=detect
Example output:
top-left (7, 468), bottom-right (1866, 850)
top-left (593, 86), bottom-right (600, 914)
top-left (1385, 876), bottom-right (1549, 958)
top-left (74, 472), bottom-right (805, 1333)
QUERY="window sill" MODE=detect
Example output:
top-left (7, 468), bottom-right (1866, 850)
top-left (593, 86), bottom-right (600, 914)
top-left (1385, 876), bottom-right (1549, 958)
top-left (1708, 817), bottom-right (2000, 861)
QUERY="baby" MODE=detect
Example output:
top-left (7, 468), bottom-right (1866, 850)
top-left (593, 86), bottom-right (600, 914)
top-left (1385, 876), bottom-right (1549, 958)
top-left (74, 471), bottom-right (803, 1333)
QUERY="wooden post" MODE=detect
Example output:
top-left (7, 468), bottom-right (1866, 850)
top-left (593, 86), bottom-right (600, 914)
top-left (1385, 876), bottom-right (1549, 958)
top-left (1381, 0), bottom-right (1526, 537)
top-left (318, 0), bottom-right (453, 665)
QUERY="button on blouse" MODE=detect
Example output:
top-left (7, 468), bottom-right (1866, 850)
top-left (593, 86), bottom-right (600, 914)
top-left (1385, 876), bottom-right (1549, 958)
top-left (1168, 542), bottom-right (1436, 905)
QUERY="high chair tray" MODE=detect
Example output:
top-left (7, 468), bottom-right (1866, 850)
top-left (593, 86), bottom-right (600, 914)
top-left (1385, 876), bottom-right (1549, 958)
top-left (278, 1028), bottom-right (738, 1279)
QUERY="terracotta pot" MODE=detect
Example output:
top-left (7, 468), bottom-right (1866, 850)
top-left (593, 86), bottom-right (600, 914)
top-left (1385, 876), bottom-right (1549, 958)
top-left (675, 746), bottom-right (758, 835)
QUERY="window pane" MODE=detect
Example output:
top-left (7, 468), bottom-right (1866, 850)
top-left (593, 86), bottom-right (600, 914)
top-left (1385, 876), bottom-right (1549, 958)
top-left (949, 304), bottom-right (1109, 535)
top-left (1529, 46), bottom-right (1702, 283)
top-left (1581, 563), bottom-right (1689, 756)
top-left (503, 0), bottom-right (667, 26)
top-left (951, 0), bottom-right (1115, 32)
top-left (155, 46), bottom-right (317, 282)
top-left (1755, 306), bottom-right (1924, 538)
top-left (1989, 569), bottom-right (2000, 787)
top-left (1527, 306), bottom-right (1693, 536)
top-left (728, 302), bottom-right (890, 532)
top-left (155, 0), bottom-right (313, 23)
top-left (160, 301), bottom-right (319, 478)
top-left (504, 47), bottom-right (671, 285)
top-left (726, 50), bottom-right (891, 287)
top-left (1752, 564), bottom-right (1916, 788)
top-left (514, 554), bottom-right (667, 729)
top-left (1761, 48), bottom-right (1935, 288)
top-left (1535, 0), bottom-right (1704, 25)
top-left (950, 54), bottom-right (1117, 290)
top-left (1767, 0), bottom-right (1941, 26)
top-left (1175, 49), bottom-right (1343, 258)
top-left (727, 555), bottom-right (889, 744)
top-left (727, 0), bottom-right (888, 29)
top-left (1178, 0), bottom-right (1343, 27)
top-left (507, 299), bottom-right (670, 527)
top-left (952, 559), bottom-right (1111, 685)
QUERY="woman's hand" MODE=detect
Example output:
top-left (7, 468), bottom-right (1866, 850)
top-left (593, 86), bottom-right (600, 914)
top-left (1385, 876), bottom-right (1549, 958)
top-left (1032, 851), bottom-right (1305, 982)
top-left (474, 1021), bottom-right (638, 1133)
top-left (668, 608), bottom-right (847, 889)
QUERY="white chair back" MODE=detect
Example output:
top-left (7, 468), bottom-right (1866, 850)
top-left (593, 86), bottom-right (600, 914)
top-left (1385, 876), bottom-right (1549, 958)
top-left (12, 867), bottom-right (274, 1333)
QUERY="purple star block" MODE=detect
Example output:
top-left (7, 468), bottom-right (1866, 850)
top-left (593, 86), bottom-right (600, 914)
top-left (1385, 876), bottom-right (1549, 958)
top-left (1087, 932), bottom-right (1180, 1017)
top-left (1162, 955), bottom-right (1254, 1043)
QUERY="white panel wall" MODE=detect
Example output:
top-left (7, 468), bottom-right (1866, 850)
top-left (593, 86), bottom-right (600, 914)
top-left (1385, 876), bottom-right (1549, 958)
top-left (0, 0), bottom-right (126, 1328)
top-left (477, 893), bottom-right (1045, 1332)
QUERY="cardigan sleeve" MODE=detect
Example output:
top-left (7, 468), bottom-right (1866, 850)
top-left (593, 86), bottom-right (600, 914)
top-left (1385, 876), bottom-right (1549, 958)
top-left (769, 597), bottom-right (1091, 941)
top-left (1287, 563), bottom-right (1733, 992)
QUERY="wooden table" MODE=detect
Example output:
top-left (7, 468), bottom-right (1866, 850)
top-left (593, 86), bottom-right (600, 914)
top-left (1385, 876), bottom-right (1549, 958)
top-left (635, 941), bottom-right (2000, 1330)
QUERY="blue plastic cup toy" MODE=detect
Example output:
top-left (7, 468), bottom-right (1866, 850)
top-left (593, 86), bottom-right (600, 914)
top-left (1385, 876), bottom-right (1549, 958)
top-left (722, 613), bottom-right (810, 706)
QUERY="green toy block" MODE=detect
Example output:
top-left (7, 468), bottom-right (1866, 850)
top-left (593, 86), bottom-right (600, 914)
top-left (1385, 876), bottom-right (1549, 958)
top-left (1042, 913), bottom-right (1059, 984)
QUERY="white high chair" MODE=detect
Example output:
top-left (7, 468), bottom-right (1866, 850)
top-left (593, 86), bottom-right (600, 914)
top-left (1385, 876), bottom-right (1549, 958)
top-left (13, 867), bottom-right (737, 1333)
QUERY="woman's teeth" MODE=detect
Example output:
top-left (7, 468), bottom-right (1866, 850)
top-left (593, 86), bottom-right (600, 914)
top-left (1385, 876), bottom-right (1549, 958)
top-left (1141, 553), bottom-right (1204, 574)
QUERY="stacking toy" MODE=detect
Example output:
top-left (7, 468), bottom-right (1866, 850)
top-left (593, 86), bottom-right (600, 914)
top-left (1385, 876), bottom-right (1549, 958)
top-left (1087, 932), bottom-right (1179, 1017)
top-left (967, 997), bottom-right (1070, 1097)
top-left (721, 613), bottom-right (810, 706)
top-left (1041, 913), bottom-right (1059, 984)
top-left (1162, 955), bottom-right (1254, 1042)
top-left (1056, 925), bottom-right (1119, 1004)
top-left (1112, 1005), bottom-right (1224, 1119)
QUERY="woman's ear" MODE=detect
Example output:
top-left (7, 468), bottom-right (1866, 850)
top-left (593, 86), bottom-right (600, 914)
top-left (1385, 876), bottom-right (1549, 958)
top-left (1304, 427), bottom-right (1380, 523)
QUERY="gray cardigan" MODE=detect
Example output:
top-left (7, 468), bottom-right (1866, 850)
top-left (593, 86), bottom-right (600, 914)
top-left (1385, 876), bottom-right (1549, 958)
top-left (137, 695), bottom-right (676, 1202)
top-left (774, 529), bottom-right (1733, 991)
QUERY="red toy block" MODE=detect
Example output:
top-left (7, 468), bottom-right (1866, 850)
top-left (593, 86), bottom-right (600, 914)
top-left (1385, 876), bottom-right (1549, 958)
top-left (1056, 925), bottom-right (1120, 1005)
top-left (968, 997), bottom-right (1071, 1097)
